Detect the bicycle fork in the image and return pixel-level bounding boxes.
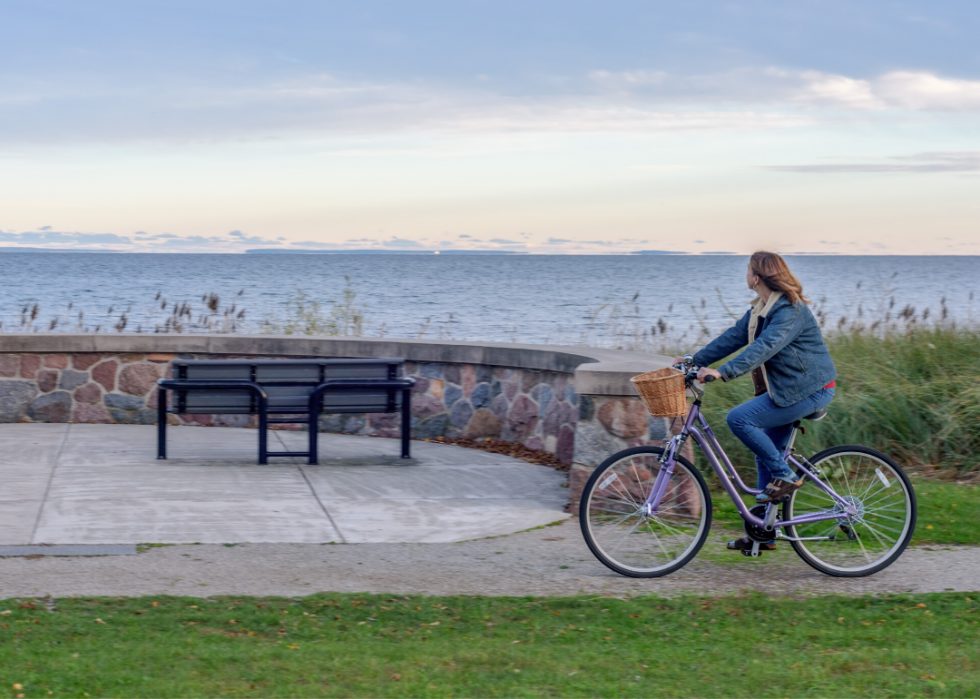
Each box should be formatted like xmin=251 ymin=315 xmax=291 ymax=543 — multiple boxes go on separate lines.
xmin=641 ymin=433 xmax=684 ymax=515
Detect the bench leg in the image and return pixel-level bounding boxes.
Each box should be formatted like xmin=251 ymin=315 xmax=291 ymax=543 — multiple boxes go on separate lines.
xmin=258 ymin=409 xmax=268 ymax=465
xmin=308 ymin=411 xmax=319 ymax=465
xmin=157 ymin=388 xmax=167 ymax=460
xmin=401 ymin=388 xmax=411 ymax=459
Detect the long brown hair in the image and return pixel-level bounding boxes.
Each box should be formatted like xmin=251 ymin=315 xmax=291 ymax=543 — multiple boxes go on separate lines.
xmin=750 ymin=251 xmax=809 ymax=305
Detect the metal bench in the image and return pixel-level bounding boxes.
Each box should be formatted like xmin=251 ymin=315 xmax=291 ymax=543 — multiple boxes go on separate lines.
xmin=156 ymin=358 xmax=415 ymax=464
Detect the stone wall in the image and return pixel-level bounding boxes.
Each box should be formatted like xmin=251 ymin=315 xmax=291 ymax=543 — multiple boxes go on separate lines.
xmin=354 ymin=360 xmax=578 ymax=465
xmin=0 ymin=352 xmax=580 ymax=466
xmin=0 ymin=352 xmax=171 ymax=425
xmin=0 ymin=336 xmax=677 ymax=498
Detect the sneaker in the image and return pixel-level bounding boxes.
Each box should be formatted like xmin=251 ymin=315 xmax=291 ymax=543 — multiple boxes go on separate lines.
xmin=759 ymin=477 xmax=804 ymax=503
xmin=726 ymin=536 xmax=776 ymax=551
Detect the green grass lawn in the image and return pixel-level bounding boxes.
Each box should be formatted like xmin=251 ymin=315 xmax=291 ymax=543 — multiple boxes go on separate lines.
xmin=912 ymin=480 xmax=980 ymax=545
xmin=711 ymin=479 xmax=980 ymax=546
xmin=2 ymin=592 xmax=979 ymax=698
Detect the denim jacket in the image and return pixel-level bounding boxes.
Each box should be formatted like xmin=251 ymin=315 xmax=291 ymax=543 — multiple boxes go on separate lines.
xmin=693 ymin=295 xmax=837 ymax=407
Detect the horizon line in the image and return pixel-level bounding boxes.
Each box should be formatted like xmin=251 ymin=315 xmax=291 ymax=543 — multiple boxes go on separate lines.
xmin=1 ymin=246 xmax=979 ymax=257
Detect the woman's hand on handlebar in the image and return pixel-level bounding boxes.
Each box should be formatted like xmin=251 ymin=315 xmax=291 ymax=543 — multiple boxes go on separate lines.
xmin=697 ymin=367 xmax=723 ymax=383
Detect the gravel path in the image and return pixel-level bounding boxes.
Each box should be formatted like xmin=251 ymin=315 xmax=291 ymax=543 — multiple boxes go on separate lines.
xmin=2 ymin=520 xmax=977 ymax=599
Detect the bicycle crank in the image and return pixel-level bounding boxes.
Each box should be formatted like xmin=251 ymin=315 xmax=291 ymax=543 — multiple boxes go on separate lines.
xmin=743 ymin=504 xmax=778 ymax=546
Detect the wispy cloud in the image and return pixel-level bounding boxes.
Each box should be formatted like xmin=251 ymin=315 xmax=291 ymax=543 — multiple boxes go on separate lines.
xmin=291 ymin=241 xmax=345 ymax=249
xmin=382 ymin=237 xmax=425 ymax=248
xmin=0 ymin=70 xmax=815 ymax=146
xmin=228 ymin=230 xmax=283 ymax=245
xmin=875 ymin=72 xmax=980 ymax=111
xmin=0 ymin=229 xmax=284 ymax=250
xmin=10 ymin=63 xmax=979 ymax=146
xmin=765 ymin=151 xmax=980 ymax=174
xmin=593 ymin=66 xmax=980 ymax=113
xmin=0 ymin=230 xmax=133 ymax=245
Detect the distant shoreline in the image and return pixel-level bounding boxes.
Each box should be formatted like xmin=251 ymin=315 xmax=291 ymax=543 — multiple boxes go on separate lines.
xmin=0 ymin=247 xmax=977 ymax=257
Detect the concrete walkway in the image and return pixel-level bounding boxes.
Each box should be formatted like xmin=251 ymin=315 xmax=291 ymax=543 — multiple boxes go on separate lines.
xmin=0 ymin=424 xmax=569 ymax=545
xmin=3 ymin=424 xmax=976 ymax=600
xmin=1 ymin=523 xmax=978 ymax=599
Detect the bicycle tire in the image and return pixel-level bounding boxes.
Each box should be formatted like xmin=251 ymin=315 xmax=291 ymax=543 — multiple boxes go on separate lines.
xmin=579 ymin=446 xmax=712 ymax=578
xmin=783 ymin=444 xmax=916 ymax=577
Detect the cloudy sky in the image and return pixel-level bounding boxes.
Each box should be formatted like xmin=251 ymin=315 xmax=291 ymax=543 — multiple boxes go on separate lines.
xmin=1 ymin=0 xmax=978 ymax=254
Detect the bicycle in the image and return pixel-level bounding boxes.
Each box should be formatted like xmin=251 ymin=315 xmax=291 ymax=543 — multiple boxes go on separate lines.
xmin=579 ymin=357 xmax=917 ymax=578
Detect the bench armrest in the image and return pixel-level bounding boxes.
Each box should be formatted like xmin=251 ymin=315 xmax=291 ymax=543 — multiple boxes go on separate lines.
xmin=307 ymin=378 xmax=415 ymax=412
xmin=157 ymin=379 xmax=270 ymax=402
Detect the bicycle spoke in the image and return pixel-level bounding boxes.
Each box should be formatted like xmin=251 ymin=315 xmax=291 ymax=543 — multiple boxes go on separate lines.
xmin=651 ymin=509 xmax=700 ymax=520
xmin=863 ymin=512 xmax=908 ymax=526
xmin=859 ymin=518 xmax=905 ymax=537
xmin=649 ymin=516 xmax=687 ymax=538
xmin=795 ymin=520 xmax=839 ymax=540
xmin=609 ymin=480 xmax=640 ymax=508
xmin=862 ymin=487 xmax=904 ymax=510
xmin=840 ymin=455 xmax=855 ymax=497
xmin=591 ymin=495 xmax=640 ymax=509
xmin=853 ymin=529 xmax=873 ymax=564
xmin=606 ymin=518 xmax=645 ymax=555
xmin=590 ymin=508 xmax=639 ymax=525
xmin=643 ymin=521 xmax=673 ymax=560
xmin=860 ymin=519 xmax=897 ymax=550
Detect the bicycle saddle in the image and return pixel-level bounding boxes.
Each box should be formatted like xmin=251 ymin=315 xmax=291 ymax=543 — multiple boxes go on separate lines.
xmin=803 ymin=408 xmax=828 ymax=421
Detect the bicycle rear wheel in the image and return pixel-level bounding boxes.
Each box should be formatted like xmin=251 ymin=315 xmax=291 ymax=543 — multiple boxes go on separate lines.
xmin=784 ymin=445 xmax=916 ymax=577
xmin=579 ymin=446 xmax=711 ymax=578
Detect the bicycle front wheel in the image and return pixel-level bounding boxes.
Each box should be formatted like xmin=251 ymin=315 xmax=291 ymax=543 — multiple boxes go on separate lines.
xmin=579 ymin=446 xmax=711 ymax=578
xmin=784 ymin=445 xmax=916 ymax=577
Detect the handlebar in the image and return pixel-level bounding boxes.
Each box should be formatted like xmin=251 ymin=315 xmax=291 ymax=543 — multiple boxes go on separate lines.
xmin=672 ymin=362 xmax=716 ymax=383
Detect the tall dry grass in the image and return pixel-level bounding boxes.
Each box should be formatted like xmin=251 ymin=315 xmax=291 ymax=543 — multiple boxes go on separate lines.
xmin=697 ymin=326 xmax=980 ymax=475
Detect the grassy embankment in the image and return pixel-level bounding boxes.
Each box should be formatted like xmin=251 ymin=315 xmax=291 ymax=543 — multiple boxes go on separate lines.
xmin=2 ymin=592 xmax=978 ymax=698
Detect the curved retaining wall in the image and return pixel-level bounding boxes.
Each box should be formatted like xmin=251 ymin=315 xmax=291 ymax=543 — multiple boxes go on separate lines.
xmin=0 ymin=334 xmax=685 ymax=509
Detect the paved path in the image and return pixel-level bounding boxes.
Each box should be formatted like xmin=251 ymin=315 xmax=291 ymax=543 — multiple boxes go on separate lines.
xmin=1 ymin=521 xmax=978 ymax=598
xmin=0 ymin=424 xmax=569 ymax=545
xmin=2 ymin=424 xmax=976 ymax=600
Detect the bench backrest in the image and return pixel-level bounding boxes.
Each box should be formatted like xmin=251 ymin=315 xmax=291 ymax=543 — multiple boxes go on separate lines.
xmin=172 ymin=359 xmax=405 ymax=414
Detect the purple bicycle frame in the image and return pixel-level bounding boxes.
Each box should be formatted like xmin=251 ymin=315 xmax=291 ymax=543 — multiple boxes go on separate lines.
xmin=643 ymin=401 xmax=858 ymax=531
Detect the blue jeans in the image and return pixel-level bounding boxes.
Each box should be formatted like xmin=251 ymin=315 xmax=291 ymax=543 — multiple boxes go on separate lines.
xmin=726 ymin=388 xmax=835 ymax=490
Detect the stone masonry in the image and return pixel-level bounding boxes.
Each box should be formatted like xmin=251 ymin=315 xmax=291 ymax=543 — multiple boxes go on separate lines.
xmin=0 ymin=353 xmax=580 ymax=466
xmin=0 ymin=345 xmax=683 ymax=503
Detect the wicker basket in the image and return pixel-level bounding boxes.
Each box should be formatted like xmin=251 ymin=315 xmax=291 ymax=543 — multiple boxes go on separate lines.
xmin=630 ymin=367 xmax=688 ymax=418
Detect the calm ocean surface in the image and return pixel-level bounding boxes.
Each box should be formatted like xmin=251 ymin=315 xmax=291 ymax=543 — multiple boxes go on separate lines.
xmin=1 ymin=254 xmax=977 ymax=346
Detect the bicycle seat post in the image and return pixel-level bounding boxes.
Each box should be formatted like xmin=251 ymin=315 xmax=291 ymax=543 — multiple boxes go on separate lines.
xmin=784 ymin=421 xmax=802 ymax=455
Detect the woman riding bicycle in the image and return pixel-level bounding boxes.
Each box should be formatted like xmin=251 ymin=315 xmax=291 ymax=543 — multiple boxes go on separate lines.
xmin=675 ymin=251 xmax=837 ymax=551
